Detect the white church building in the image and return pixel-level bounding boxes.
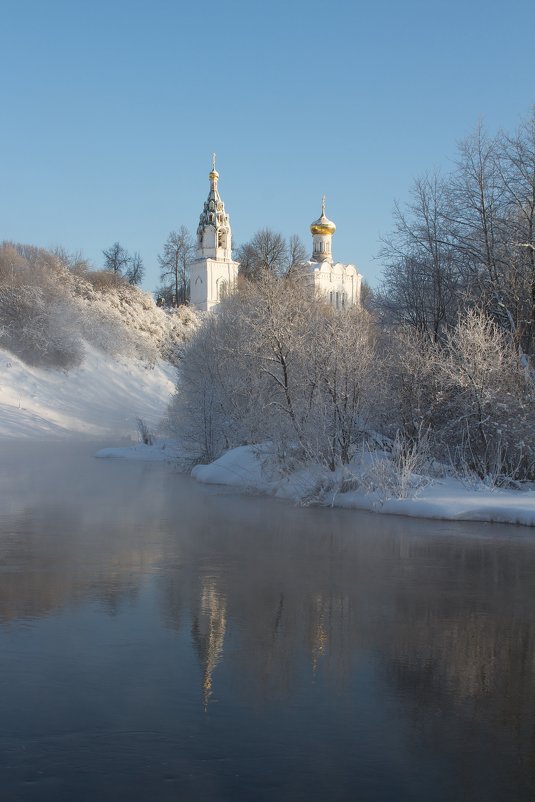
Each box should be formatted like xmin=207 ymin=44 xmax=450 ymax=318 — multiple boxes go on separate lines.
xmin=189 ymin=157 xmax=239 ymax=312
xmin=305 ymin=196 xmax=362 ymax=309
xmin=189 ymin=158 xmax=362 ymax=312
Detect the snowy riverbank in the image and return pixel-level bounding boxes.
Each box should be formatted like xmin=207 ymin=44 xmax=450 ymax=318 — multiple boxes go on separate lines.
xmin=97 ymin=441 xmax=535 ymax=528
xmin=2 ymin=338 xmax=533 ymax=528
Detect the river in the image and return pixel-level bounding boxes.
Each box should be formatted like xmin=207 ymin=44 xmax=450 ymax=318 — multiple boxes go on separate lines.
xmin=1 ymin=440 xmax=535 ymax=801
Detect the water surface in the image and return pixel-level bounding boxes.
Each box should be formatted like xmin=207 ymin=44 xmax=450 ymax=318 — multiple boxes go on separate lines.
xmin=1 ymin=440 xmax=535 ymax=801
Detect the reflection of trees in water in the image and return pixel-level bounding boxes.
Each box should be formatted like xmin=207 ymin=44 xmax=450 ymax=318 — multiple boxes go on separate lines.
xmin=376 ymin=540 xmax=535 ymax=793
xmin=0 ymin=505 xmax=162 ymax=623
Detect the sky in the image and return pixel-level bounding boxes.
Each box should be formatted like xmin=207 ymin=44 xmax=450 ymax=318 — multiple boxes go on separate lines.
xmin=1 ymin=0 xmax=533 ymax=291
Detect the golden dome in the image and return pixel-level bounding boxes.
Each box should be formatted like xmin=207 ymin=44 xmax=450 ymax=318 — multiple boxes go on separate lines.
xmin=310 ymin=196 xmax=336 ymax=236
xmin=209 ymin=152 xmax=219 ymax=182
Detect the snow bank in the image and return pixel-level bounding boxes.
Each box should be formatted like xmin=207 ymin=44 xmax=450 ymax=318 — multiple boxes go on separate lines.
xmin=191 ymin=445 xmax=270 ymax=488
xmin=190 ymin=445 xmax=535 ymax=528
xmin=0 ymin=345 xmax=175 ymax=439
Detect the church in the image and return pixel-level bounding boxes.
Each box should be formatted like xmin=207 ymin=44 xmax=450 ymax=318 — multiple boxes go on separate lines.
xmin=188 ymin=158 xmax=362 ymax=312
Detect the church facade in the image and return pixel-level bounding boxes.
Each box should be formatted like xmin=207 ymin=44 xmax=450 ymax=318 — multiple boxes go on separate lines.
xmin=188 ymin=159 xmax=362 ymax=312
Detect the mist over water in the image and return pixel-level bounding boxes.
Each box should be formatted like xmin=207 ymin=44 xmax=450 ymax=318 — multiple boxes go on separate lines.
xmin=1 ymin=441 xmax=535 ymax=801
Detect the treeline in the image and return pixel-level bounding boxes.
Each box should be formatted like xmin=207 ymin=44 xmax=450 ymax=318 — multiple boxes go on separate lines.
xmin=0 ymin=242 xmax=196 ymax=369
xmin=376 ymin=109 xmax=535 ymax=355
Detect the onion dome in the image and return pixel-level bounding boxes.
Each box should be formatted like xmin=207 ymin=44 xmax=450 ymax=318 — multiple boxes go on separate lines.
xmin=209 ymin=152 xmax=219 ymax=182
xmin=310 ymin=196 xmax=336 ymax=236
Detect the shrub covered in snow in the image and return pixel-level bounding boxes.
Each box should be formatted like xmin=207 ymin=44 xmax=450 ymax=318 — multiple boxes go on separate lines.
xmin=0 ymin=242 xmax=198 ymax=370
xmin=169 ymin=272 xmax=378 ymax=467
xmin=385 ymin=311 xmax=535 ymax=481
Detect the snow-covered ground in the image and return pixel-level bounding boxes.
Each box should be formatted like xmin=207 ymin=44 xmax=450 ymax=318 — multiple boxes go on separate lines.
xmin=0 ymin=345 xmax=175 ymax=439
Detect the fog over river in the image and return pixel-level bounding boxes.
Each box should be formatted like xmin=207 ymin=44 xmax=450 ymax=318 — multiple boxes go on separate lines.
xmin=1 ymin=440 xmax=535 ymax=801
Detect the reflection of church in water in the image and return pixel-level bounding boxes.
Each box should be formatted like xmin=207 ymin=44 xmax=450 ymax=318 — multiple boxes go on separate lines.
xmin=188 ymin=572 xmax=352 ymax=708
xmin=189 ymin=156 xmax=363 ymax=312
xmin=191 ymin=575 xmax=227 ymax=709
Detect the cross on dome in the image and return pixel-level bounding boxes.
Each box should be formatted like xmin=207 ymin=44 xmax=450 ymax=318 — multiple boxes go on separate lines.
xmin=209 ymin=152 xmax=219 ymax=182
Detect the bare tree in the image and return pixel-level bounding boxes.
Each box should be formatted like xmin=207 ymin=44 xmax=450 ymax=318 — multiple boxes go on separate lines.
xmin=158 ymin=227 xmax=193 ymax=305
xmin=497 ymin=108 xmax=535 ymax=350
xmin=126 ymin=252 xmax=144 ymax=286
xmin=236 ymin=229 xmax=288 ymax=280
xmin=103 ymin=242 xmax=130 ymax=277
xmin=286 ymin=234 xmax=308 ymax=277
xmin=446 ymin=122 xmax=525 ymax=343
xmin=378 ymin=172 xmax=461 ymax=341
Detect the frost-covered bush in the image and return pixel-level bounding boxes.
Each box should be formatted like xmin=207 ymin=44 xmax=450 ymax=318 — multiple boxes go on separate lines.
xmin=0 ymin=245 xmax=84 ymax=368
xmin=72 ymin=274 xmax=197 ymax=364
xmin=438 ymin=310 xmax=535 ymax=480
xmin=360 ymin=430 xmax=432 ymax=500
xmin=0 ymin=241 xmax=198 ymax=370
xmin=169 ymin=273 xmax=378 ymax=466
xmin=386 ymin=311 xmax=535 ymax=481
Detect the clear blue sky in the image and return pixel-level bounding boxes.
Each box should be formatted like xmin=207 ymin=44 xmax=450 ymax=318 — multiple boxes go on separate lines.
xmin=1 ymin=0 xmax=533 ymax=290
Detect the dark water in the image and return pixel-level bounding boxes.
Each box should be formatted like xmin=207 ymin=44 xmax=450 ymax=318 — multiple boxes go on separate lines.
xmin=1 ymin=442 xmax=535 ymax=801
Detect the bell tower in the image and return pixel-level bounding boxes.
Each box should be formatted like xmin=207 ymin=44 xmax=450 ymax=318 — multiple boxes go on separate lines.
xmin=189 ymin=155 xmax=239 ymax=311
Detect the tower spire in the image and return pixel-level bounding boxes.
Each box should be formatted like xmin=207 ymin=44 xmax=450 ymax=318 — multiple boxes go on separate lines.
xmin=322 ymin=194 xmax=326 ymax=216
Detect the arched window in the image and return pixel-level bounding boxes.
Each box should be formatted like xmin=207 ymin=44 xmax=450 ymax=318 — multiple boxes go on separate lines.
xmin=216 ymin=277 xmax=227 ymax=301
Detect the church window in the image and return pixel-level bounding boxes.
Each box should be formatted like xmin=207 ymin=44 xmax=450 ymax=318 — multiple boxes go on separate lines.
xmin=216 ymin=277 xmax=227 ymax=301
xmin=330 ymin=291 xmax=333 ymax=305
xmin=336 ymin=292 xmax=340 ymax=309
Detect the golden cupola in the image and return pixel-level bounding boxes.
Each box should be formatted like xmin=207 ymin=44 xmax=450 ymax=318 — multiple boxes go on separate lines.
xmin=310 ymin=196 xmax=336 ymax=263
xmin=310 ymin=195 xmax=336 ymax=236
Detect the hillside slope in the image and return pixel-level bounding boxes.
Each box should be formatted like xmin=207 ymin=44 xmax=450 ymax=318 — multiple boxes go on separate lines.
xmin=0 ymin=345 xmax=175 ymax=439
